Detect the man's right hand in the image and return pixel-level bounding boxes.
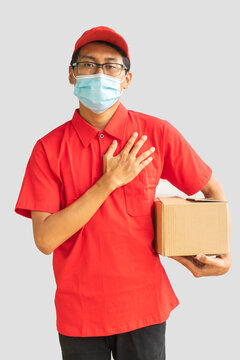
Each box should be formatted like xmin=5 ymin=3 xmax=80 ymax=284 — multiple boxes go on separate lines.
xmin=102 ymin=132 xmax=156 ymax=189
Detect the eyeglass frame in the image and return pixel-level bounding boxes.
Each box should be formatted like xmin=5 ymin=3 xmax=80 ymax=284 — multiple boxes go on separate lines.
xmin=71 ymin=61 xmax=128 ymax=75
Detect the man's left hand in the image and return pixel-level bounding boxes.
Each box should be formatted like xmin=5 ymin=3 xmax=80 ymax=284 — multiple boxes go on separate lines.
xmin=168 ymin=253 xmax=231 ymax=277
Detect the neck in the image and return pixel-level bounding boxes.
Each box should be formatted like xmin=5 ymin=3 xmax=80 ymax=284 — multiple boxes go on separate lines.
xmin=78 ymin=99 xmax=121 ymax=131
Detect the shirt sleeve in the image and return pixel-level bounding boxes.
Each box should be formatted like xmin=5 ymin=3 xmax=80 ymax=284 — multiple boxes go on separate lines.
xmin=14 ymin=139 xmax=61 ymax=219
xmin=161 ymin=120 xmax=213 ymax=196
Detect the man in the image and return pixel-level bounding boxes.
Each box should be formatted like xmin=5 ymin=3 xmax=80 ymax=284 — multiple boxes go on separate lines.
xmin=14 ymin=26 xmax=231 ymax=360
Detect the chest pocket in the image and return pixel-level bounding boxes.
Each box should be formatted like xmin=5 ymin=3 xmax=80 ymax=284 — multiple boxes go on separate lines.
xmin=123 ymin=167 xmax=159 ymax=216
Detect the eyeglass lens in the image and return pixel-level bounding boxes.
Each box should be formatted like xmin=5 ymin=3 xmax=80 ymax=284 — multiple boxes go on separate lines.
xmin=76 ymin=62 xmax=124 ymax=76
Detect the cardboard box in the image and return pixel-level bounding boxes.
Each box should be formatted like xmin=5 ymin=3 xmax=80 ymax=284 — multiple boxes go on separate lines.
xmin=153 ymin=196 xmax=229 ymax=256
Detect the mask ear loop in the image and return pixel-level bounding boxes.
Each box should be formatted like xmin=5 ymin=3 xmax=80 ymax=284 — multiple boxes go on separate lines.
xmin=120 ymin=74 xmax=127 ymax=82
xmin=72 ymin=67 xmax=79 ymax=81
xmin=120 ymin=73 xmax=127 ymax=94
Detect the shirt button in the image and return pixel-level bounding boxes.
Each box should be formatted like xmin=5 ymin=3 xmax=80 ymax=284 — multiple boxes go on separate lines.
xmin=100 ymin=134 xmax=104 ymax=138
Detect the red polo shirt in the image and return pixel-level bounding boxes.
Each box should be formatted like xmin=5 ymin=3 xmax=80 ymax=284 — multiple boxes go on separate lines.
xmin=14 ymin=102 xmax=212 ymax=337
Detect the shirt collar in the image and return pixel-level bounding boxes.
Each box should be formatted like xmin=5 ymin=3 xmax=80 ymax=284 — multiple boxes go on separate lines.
xmin=71 ymin=102 xmax=128 ymax=148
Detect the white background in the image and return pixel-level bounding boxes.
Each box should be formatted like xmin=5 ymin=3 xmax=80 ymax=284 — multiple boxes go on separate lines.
xmin=1 ymin=1 xmax=239 ymax=359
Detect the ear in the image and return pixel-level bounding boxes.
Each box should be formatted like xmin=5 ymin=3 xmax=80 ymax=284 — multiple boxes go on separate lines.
xmin=69 ymin=66 xmax=76 ymax=85
xmin=121 ymin=71 xmax=132 ymax=91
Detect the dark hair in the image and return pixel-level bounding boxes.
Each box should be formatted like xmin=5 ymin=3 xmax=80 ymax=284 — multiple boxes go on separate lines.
xmin=70 ymin=40 xmax=130 ymax=75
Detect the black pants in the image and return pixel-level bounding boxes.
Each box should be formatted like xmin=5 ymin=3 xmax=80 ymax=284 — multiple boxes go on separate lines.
xmin=58 ymin=321 xmax=166 ymax=360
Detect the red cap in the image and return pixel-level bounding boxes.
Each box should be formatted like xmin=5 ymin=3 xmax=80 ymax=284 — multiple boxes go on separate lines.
xmin=73 ymin=26 xmax=130 ymax=62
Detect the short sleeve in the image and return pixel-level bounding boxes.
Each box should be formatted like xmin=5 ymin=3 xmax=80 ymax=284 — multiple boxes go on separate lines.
xmin=161 ymin=121 xmax=212 ymax=196
xmin=14 ymin=139 xmax=61 ymax=219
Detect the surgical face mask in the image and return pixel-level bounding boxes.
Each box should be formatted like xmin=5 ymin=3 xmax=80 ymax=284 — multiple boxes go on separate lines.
xmin=73 ymin=73 xmax=126 ymax=114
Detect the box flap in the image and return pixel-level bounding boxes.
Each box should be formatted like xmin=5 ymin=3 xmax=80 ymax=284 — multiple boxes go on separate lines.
xmin=155 ymin=196 xmax=186 ymax=204
xmin=186 ymin=197 xmax=228 ymax=203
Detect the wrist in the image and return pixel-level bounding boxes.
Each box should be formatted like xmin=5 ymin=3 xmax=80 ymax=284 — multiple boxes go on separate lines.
xmin=98 ymin=173 xmax=119 ymax=195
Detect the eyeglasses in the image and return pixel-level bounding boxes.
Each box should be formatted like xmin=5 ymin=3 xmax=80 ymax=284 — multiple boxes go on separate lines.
xmin=71 ymin=61 xmax=128 ymax=76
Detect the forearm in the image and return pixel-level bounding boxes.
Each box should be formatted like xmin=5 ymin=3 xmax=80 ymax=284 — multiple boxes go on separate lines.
xmin=39 ymin=173 xmax=116 ymax=254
